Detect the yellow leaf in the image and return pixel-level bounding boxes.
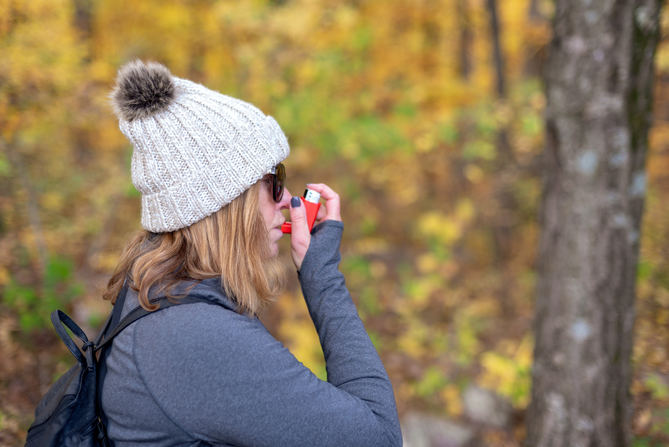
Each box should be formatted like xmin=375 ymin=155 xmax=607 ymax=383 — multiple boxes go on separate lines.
xmin=417 ymin=212 xmax=461 ymax=246
xmin=441 ymin=384 xmax=463 ymax=416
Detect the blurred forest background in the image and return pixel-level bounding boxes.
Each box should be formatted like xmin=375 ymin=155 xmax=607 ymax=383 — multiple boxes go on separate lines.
xmin=0 ymin=0 xmax=668 ymax=445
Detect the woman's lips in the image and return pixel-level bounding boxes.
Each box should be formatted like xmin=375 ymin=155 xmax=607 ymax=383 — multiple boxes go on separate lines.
xmin=269 ymin=219 xmax=285 ymax=240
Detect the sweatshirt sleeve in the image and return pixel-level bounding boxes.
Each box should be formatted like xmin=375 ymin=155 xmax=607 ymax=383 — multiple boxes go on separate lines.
xmin=298 ymin=220 xmax=402 ymax=443
xmin=129 ymin=221 xmax=401 ymax=447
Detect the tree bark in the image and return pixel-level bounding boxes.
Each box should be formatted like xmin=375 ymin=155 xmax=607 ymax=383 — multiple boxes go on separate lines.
xmin=457 ymin=0 xmax=472 ymax=80
xmin=73 ymin=0 xmax=94 ymax=38
xmin=485 ymin=0 xmax=515 ymax=319
xmin=485 ymin=0 xmax=511 ymax=164
xmin=486 ymin=0 xmax=506 ymax=98
xmin=526 ymin=1 xmax=662 ymax=447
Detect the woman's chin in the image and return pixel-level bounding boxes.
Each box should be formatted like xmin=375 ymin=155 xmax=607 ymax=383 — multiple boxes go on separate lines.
xmin=268 ymin=241 xmax=280 ymax=258
xmin=267 ymin=228 xmax=283 ymax=257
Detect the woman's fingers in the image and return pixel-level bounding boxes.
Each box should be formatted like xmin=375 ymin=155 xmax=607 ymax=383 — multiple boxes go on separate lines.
xmin=288 ymin=196 xmax=310 ymax=270
xmin=288 ymin=183 xmax=341 ymax=270
xmin=306 ymin=183 xmax=341 ymax=222
xmin=316 ymin=205 xmax=326 ymax=221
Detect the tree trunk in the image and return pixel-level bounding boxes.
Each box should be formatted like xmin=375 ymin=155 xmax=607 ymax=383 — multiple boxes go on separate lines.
xmin=457 ymin=0 xmax=472 ymax=80
xmin=486 ymin=0 xmax=506 ymax=98
xmin=527 ymin=1 xmax=662 ymax=447
xmin=73 ymin=0 xmax=94 ymax=38
xmin=485 ymin=0 xmax=511 ymax=164
xmin=485 ymin=0 xmax=515 ymax=318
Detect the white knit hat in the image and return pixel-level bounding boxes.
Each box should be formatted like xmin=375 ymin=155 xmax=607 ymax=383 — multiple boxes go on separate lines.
xmin=110 ymin=60 xmax=290 ymax=232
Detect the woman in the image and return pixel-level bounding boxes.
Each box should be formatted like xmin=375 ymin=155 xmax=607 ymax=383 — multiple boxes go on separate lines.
xmin=100 ymin=60 xmax=402 ymax=446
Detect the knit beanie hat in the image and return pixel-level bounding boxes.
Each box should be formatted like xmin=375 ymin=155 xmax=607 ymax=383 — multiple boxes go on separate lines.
xmin=110 ymin=60 xmax=290 ymax=232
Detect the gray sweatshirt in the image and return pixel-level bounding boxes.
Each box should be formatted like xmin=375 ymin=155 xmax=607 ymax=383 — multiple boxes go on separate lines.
xmin=100 ymin=221 xmax=402 ymax=446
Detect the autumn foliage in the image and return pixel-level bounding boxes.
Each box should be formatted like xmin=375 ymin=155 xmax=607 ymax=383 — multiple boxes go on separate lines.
xmin=0 ymin=1 xmax=668 ymax=445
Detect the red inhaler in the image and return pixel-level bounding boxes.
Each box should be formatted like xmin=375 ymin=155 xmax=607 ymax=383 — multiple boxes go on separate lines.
xmin=281 ymin=189 xmax=321 ymax=233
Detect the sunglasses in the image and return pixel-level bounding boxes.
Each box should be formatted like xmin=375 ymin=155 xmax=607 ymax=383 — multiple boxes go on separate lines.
xmin=265 ymin=163 xmax=286 ymax=202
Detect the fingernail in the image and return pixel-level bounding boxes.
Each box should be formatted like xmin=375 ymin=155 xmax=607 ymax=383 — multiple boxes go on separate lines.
xmin=291 ymin=197 xmax=301 ymax=208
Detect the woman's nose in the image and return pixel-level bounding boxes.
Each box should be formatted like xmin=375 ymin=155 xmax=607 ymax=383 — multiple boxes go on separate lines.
xmin=277 ymin=187 xmax=293 ymax=210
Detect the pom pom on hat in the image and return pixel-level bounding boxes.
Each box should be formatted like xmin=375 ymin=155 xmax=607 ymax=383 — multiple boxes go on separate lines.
xmin=111 ymin=60 xmax=175 ymax=122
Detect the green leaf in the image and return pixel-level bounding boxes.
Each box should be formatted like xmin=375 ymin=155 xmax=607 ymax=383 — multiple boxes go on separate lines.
xmin=394 ymin=102 xmax=417 ymax=118
xmin=359 ymin=286 xmax=380 ymax=316
xmin=462 ymin=140 xmax=496 ymax=161
xmin=644 ymin=373 xmax=669 ymax=400
xmin=19 ymin=313 xmax=43 ymax=332
xmin=637 ymin=260 xmax=653 ymax=281
xmin=631 ymin=438 xmax=651 ymax=447
xmin=45 ymin=256 xmax=73 ymax=286
xmin=438 ymin=123 xmax=458 ymax=144
xmin=0 ymin=153 xmax=10 ymax=177
xmin=415 ymin=366 xmax=447 ymax=397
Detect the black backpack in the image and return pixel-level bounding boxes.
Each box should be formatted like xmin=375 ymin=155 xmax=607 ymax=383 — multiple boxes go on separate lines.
xmin=25 ymin=281 xmax=215 ymax=446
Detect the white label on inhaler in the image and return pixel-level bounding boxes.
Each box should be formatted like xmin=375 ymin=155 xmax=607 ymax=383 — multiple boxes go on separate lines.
xmin=304 ymin=189 xmax=320 ymax=203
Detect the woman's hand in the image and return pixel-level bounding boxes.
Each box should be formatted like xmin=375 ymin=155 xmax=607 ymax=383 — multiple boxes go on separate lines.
xmin=288 ymin=183 xmax=342 ymax=270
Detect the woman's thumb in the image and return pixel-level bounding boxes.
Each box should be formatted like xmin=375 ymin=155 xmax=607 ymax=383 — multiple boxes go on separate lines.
xmin=289 ymin=196 xmax=310 ymax=270
xmin=289 ymin=197 xmax=308 ymax=235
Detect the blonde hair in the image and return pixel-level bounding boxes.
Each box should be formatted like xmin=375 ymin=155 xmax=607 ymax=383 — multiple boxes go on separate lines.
xmin=102 ymin=182 xmax=284 ymax=316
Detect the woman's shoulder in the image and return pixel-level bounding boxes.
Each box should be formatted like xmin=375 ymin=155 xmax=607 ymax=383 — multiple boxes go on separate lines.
xmin=119 ymin=277 xmax=259 ymax=341
xmin=139 ymin=296 xmax=257 ymax=337
xmin=130 ymin=279 xmax=268 ymax=356
xmin=177 ymin=276 xmax=239 ymax=312
xmin=149 ymin=277 xmax=252 ymax=325
xmin=119 ymin=276 xmax=238 ymax=316
xmin=113 ymin=276 xmax=272 ymax=369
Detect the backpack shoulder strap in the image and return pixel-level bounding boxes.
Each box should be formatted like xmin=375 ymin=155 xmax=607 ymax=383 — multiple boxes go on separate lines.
xmin=94 ymin=294 xmax=218 ymax=352
xmin=94 ymin=278 xmax=130 ymax=346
